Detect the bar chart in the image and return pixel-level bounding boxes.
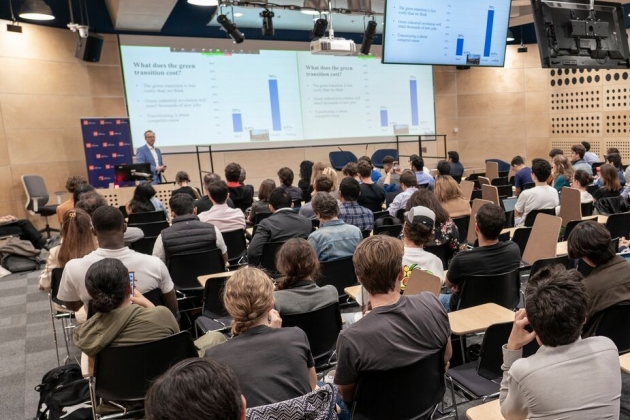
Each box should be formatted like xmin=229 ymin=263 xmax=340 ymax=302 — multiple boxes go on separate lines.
xmin=410 ymin=78 xmax=419 ymax=126
xmin=268 ymin=78 xmax=282 ymax=131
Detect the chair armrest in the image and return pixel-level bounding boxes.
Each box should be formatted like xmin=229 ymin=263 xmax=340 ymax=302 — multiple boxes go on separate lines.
xmin=54 ymin=191 xmax=65 ymax=205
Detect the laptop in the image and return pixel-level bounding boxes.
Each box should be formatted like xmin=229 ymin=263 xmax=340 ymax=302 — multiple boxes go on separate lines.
xmin=502 ymin=197 xmax=518 ymax=213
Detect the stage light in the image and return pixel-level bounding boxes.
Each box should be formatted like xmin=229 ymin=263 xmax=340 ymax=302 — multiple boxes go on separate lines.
xmin=360 ymin=20 xmax=377 ymax=55
xmin=19 ymin=0 xmax=55 ymax=21
xmin=261 ymin=9 xmax=274 ymax=36
xmin=507 ymin=30 xmax=515 ymax=42
xmin=217 ymin=14 xmax=244 ymax=44
xmin=310 ymin=18 xmax=328 ymax=39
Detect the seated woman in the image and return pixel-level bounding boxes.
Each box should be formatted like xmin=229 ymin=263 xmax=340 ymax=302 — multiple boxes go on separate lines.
xmin=56 ymin=175 xmax=87 ymax=225
xmin=597 ymin=153 xmax=626 ymax=187
xmin=204 ymin=266 xmax=316 ymax=408
xmin=433 ymin=175 xmax=471 ymax=219
xmin=401 ymin=206 xmax=444 ymax=291
xmin=556 ymin=170 xmax=594 ymax=215
xmin=126 ymin=183 xmax=169 ymax=221
xmin=171 ymin=171 xmax=201 ymax=200
xmin=248 ymin=179 xmax=276 ymax=225
xmin=552 ymin=155 xmax=574 ymax=192
xmin=274 ymin=238 xmax=338 ymax=315
xmin=277 ymin=167 xmax=303 ymax=202
xmin=593 ymin=164 xmax=621 ymax=201
xmin=73 ymin=258 xmax=180 ymax=374
xmin=406 ymin=189 xmax=460 ymax=255
xmin=322 ymin=167 xmax=340 ymax=200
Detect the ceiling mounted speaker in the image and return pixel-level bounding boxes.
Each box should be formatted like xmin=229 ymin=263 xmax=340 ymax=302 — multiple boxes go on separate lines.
xmin=347 ymin=0 xmax=372 ymax=12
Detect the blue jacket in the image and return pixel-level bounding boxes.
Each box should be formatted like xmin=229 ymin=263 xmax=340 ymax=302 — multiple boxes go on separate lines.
xmin=136 ymin=144 xmax=163 ymax=184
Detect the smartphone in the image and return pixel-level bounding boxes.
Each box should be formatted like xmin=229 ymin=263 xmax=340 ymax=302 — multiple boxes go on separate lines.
xmin=128 ymin=271 xmax=135 ymax=298
xmin=393 ymin=161 xmax=400 ymax=171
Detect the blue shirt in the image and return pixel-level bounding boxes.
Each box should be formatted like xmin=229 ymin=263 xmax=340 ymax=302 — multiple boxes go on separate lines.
xmin=450 ymin=161 xmax=464 ymax=177
xmin=415 ymin=171 xmax=435 ymax=189
xmin=514 ymin=167 xmax=533 ymax=190
xmin=308 ymin=219 xmax=362 ymax=262
xmin=371 ymin=169 xmax=382 ymax=183
xmin=338 ymin=201 xmax=374 ymax=231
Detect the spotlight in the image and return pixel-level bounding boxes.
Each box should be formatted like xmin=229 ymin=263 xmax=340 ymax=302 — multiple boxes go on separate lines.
xmin=19 ymin=0 xmax=55 ymax=21
xmin=310 ymin=18 xmax=328 ymax=40
xmin=360 ymin=20 xmax=377 ymax=55
xmin=217 ymin=14 xmax=244 ymax=44
xmin=261 ymin=10 xmax=274 ymax=36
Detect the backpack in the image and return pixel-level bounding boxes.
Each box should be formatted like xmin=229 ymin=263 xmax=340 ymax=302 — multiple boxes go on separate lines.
xmin=34 ymin=364 xmax=92 ymax=420
xmin=0 ymin=237 xmax=42 ymax=273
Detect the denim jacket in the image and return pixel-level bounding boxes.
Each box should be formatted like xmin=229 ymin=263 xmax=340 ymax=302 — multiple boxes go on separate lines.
xmin=307 ymin=219 xmax=362 ymax=262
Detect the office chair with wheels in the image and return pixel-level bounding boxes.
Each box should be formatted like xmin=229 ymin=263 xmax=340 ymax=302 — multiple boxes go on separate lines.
xmin=22 ymin=175 xmax=61 ymax=238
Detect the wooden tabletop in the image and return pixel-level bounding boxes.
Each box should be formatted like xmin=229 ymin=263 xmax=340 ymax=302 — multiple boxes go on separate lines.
xmin=449 ymin=303 xmax=515 ymax=335
xmin=620 ymin=353 xmax=630 ymax=375
xmin=501 ymin=215 xmax=606 ymax=239
xmin=556 ymin=241 xmax=568 ymax=256
xmin=466 ymin=400 xmax=515 ymax=420
xmin=345 ymin=285 xmax=361 ymax=301
xmin=198 ymin=271 xmax=234 ymax=287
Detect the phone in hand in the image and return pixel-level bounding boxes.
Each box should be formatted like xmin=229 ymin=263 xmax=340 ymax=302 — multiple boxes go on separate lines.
xmin=393 ymin=161 xmax=400 ymax=171
xmin=128 ymin=271 xmax=135 ymax=298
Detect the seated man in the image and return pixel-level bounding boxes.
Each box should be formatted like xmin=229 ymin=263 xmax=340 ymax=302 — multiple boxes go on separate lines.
xmin=247 ymin=188 xmax=312 ymax=266
xmin=338 ymin=177 xmax=374 ymax=232
xmin=58 ymin=205 xmax=178 ymax=315
xmin=299 ymin=174 xmax=334 ymax=220
xmin=436 ymin=160 xmax=450 ymax=177
xmin=387 ymin=170 xmax=418 ymax=218
xmin=194 ymin=173 xmax=235 ymax=213
xmin=582 ymin=140 xmax=600 ymax=165
xmin=377 ymin=155 xmax=400 ymax=193
xmin=510 ymin=155 xmax=532 ymax=196
xmin=570 ymin=144 xmax=593 ymax=176
xmin=514 ymin=158 xmax=559 ymax=226
xmin=447 ymin=151 xmax=464 ymax=178
xmin=75 ymin=192 xmax=144 ymax=244
xmin=277 ymin=167 xmax=304 ymax=202
xmin=442 ymin=203 xmax=521 ymax=312
xmin=567 ymin=221 xmax=630 ymax=336
xmin=153 ymin=193 xmax=227 ymax=266
xmin=500 ymin=266 xmax=621 ymax=419
xmin=198 ymin=181 xmax=246 ymax=233
xmin=308 ymin=192 xmax=362 ymax=262
xmin=225 ymin=162 xmax=254 ymax=213
xmin=0 ymin=215 xmax=49 ymax=249
xmin=334 ymin=235 xmax=452 ymax=405
xmin=411 ymin=156 xmax=434 ymax=190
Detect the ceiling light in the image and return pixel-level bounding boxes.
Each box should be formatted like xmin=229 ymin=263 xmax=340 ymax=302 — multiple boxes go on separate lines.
xmin=187 ymin=0 xmax=219 ymax=5
xmin=360 ymin=20 xmax=377 ymax=55
xmin=19 ymin=0 xmax=54 ymax=21
xmin=217 ymin=14 xmax=244 ymax=43
xmin=507 ymin=30 xmax=515 ymax=42
xmin=261 ymin=9 xmax=274 ymax=36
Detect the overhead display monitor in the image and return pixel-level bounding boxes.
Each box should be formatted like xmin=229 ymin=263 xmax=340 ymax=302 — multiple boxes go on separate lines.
xmin=382 ymin=0 xmax=512 ymax=67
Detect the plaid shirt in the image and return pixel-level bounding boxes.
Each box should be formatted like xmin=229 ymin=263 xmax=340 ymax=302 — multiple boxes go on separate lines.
xmin=338 ymin=201 xmax=374 ymax=231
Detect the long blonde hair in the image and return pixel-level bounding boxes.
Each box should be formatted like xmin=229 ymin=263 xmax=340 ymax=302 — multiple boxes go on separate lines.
xmin=433 ymin=175 xmax=464 ymax=203
xmin=57 ymin=209 xmax=96 ymax=267
xmin=553 ymin=155 xmax=574 ymax=182
xmin=310 ymin=162 xmax=327 ymax=185
xmin=223 ymin=267 xmax=275 ymax=335
xmin=322 ymin=167 xmax=339 ymax=192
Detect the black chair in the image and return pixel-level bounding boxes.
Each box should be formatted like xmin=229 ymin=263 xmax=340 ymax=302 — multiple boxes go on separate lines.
xmin=472 ymin=231 xmax=510 ymax=248
xmin=318 ymin=257 xmax=358 ymax=306
xmin=128 ymin=220 xmax=170 ymax=255
xmin=260 ymin=241 xmax=286 ymax=275
xmin=587 ymin=184 xmax=599 ymax=196
xmin=524 ymin=208 xmax=556 ymax=227
xmin=452 ymin=216 xmax=469 ymax=245
xmin=591 ymin=301 xmax=630 ymax=354
xmin=374 ymin=223 xmax=403 ymax=237
xmin=371 ymin=149 xmax=399 ymax=169
xmin=90 ymin=331 xmax=198 ymax=418
xmin=167 ymin=248 xmax=225 ymax=293
xmin=466 ymin=173 xmax=484 ymax=182
xmin=424 ymin=243 xmax=449 ymax=270
xmin=511 ymin=227 xmax=532 ymax=257
xmin=496 ymin=185 xmax=513 ymax=198
xmin=457 ymin=268 xmax=521 ymax=310
xmin=372 ymin=210 xmax=389 ymax=221
xmin=361 ymin=230 xmax=371 ymax=239
xmin=329 ymin=151 xmax=358 ymax=171
xmin=21 ymin=174 xmax=60 ymax=237
xmin=522 ymin=182 xmax=535 ymax=191
xmin=195 ymin=274 xmax=232 ymax=335
xmin=385 ymin=191 xmax=399 ymax=207
xmin=221 ymin=229 xmax=248 ymax=266
xmin=292 ymin=199 xmax=302 ymax=210
xmin=581 ymin=201 xmax=594 ymax=217
xmin=127 ymin=210 xmax=166 ymax=224
xmin=503 ymin=210 xmax=514 ymax=228
xmin=563 ymin=219 xmax=588 ymax=241
xmin=282 ymin=302 xmax=342 ymax=371
xmin=471 ymin=189 xmax=482 ymax=200
xmin=528 ymin=255 xmax=574 ymax=278
xmin=452 ymin=175 xmax=462 ymax=184
xmin=142 ymin=288 xmax=167 ymax=307
xmin=395 ymin=208 xmax=406 ymax=222
xmin=50 ymin=268 xmax=75 ymax=366
xmin=490 ymin=177 xmax=508 ymax=187
xmin=352 ymin=349 xmax=445 ymax=420
xmin=605 ymin=212 xmax=630 ymax=241
xmin=254 ymin=212 xmax=272 ymax=225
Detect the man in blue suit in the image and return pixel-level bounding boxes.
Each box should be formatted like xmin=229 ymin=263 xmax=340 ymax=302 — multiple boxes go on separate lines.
xmin=136 ymin=130 xmax=165 ymax=185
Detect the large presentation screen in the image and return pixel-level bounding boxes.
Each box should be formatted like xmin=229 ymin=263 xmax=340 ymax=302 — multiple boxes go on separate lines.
xmin=382 ymin=0 xmax=512 ymax=67
xmin=119 ymin=35 xmax=435 ymax=151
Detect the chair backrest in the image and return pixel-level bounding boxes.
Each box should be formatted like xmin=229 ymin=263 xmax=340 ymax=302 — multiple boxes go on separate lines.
xmin=260 ymin=241 xmax=286 ymax=273
xmin=522 ymin=213 xmax=563 ymax=265
xmin=93 ymin=331 xmax=198 ymax=402
xmin=460 ymin=180 xmax=474 ymax=201
xmin=329 ymin=151 xmax=358 ymax=171
xmin=404 ymin=270 xmax=441 ymax=297
xmin=129 ymin=220 xmax=170 ymax=238
xmin=477 ymin=322 xmax=539 ymax=380
xmin=581 ymin=201 xmax=594 ymax=217
xmin=491 ymin=177 xmax=508 ymax=187
xmin=529 ymin=255 xmax=574 ymax=278
xmin=352 ymin=349 xmax=445 ymax=420
xmin=496 ymin=185 xmax=513 ymax=198
xmin=201 ymin=273 xmax=231 ymax=318
xmin=167 ymin=248 xmax=225 ymax=290
xmin=522 ymin=182 xmax=535 ymax=191
xmin=371 ymin=149 xmax=399 ymax=168
xmin=558 ymin=187 xmax=582 ymax=227
xmin=458 ymin=268 xmax=521 ymax=310
xmin=452 ymin=216 xmax=469 ymax=245
xmin=485 ymin=161 xmax=500 ymax=181
xmin=51 ymin=267 xmax=65 ymax=307
xmin=605 ymin=212 xmax=630 ymax=241
xmin=221 ymin=229 xmax=247 ymax=261
xmin=254 ymin=212 xmax=272 ymax=225
xmin=142 ymin=288 xmax=167 ymax=307
xmin=361 ymin=229 xmax=371 ymax=239
xmin=374 ymin=224 xmax=403 ymax=238
xmin=563 ymin=219 xmax=588 ymax=241
xmin=452 ymin=175 xmax=462 ymax=184
xmin=22 ymin=175 xmax=50 ymax=212
xmin=481 ymin=184 xmax=500 ymax=206
xmin=292 ymin=199 xmax=302 ymax=210
xmin=478 ymin=176 xmax=491 ymax=186
xmin=424 ymin=243 xmax=449 ymax=270
xmin=467 ymin=199 xmax=493 ymax=244
xmin=373 ymin=210 xmax=389 ymax=221
xmin=127 ymin=211 xmax=166 ymax=224
xmin=592 ymin=301 xmax=630 ymax=354
xmin=524 ymin=208 xmax=556 ymax=227
xmin=511 ymin=227 xmax=532 ymax=257
xmin=130 ymin=237 xmax=158 ymax=255
xmin=485 ymin=159 xmax=511 ymax=173
xmin=466 ymin=173 xmax=483 ymax=181
xmin=281 ymin=303 xmax=342 ymax=360
xmin=318 ymin=257 xmax=358 ymax=300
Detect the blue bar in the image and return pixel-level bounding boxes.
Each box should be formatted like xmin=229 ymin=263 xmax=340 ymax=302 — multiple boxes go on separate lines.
xmin=410 ymin=80 xmax=419 ymax=126
xmin=456 ymin=38 xmax=464 ymax=56
xmin=232 ymin=112 xmax=243 ymax=133
xmin=380 ymin=109 xmax=388 ymax=127
xmin=268 ymin=79 xmax=282 ymax=131
xmin=484 ymin=9 xmax=494 ymax=57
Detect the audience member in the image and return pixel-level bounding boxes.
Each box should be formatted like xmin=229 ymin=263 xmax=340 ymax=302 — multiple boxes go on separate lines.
xmin=443 ymin=203 xmax=520 ymax=312
xmin=72 ymin=183 xmax=95 ymax=205
xmin=125 ymin=183 xmax=169 ymax=221
xmin=310 ymin=162 xmax=328 ymax=187
xmin=358 ymin=155 xmax=381 ymax=183
xmin=338 ymin=178 xmax=374 ymax=232
xmin=277 ymin=167 xmax=303 ymax=202
xmin=548 ymin=148 xmax=564 ymax=161
xmin=410 ymin=156 xmax=435 ymax=189
xmin=136 ymin=130 xmax=165 ymax=184
xmin=153 ymin=193 xmax=227 ymax=265
xmin=56 ymin=175 xmax=87 ymax=224
xmin=402 ymin=206 xmax=445 ymax=288
xmin=334 ymin=235 xmax=451 ymax=404
xmin=569 ymin=144 xmax=593 ymax=175
xmin=596 ymin=153 xmax=626 ymax=187
xmin=592 ymin=164 xmax=621 ymax=201
xmin=248 ymin=179 xmax=276 ymax=225
xmin=572 ymin=170 xmax=595 ymax=203
xmin=298 ymin=160 xmax=314 ymax=203
xmin=0 ymin=215 xmax=49 ymax=250
xmin=322 ymin=167 xmax=340 ymax=199
xmin=499 ymin=266 xmax=620 ymax=419
xmin=551 ymin=154 xmax=574 ymax=192
xmin=342 ymin=162 xmax=359 ymax=181
xmin=582 ymin=140 xmax=600 ymax=165
xmin=73 ymin=258 xmax=179 ymax=372
xmin=357 ymin=160 xmax=386 ymax=212
xmin=76 ymin=192 xmax=144 ymax=244
xmin=447 ymin=151 xmax=464 ymax=178
xmin=510 ymin=156 xmax=533 ymax=196
xmin=205 ymin=267 xmax=316 ymax=407
xmin=198 ymin=181 xmax=246 ymax=233
xmin=274 ymin=238 xmax=338 ymax=314
xmin=436 ymin=160 xmax=451 ymax=177
xmin=247 ymin=188 xmax=311 ymax=266
xmin=145 ymin=358 xmax=246 ymax=420
xmin=308 ymin=192 xmax=362 ymax=262
xmin=225 ymin=163 xmax=254 ymax=213
xmin=514 ymin=159 xmax=559 ymax=226
xmin=171 ymin=171 xmax=201 ymax=200
xmin=194 ymin=173 xmax=235 ymax=213
xmin=406 ymin=189 xmax=460 ymax=253
xmin=387 ymin=170 xmax=418 ymax=218
xmin=434 ymin=175 xmax=471 ymax=219
xmin=58 ymin=206 xmax=178 ymax=315
xmin=299 ymin=174 xmax=334 ymax=220
xmin=567 ymin=221 xmax=630 ymax=336
xmin=377 ymin=155 xmax=401 ymax=193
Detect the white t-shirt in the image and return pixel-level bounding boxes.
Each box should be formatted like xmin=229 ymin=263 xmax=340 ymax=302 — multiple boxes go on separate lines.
xmin=58 ymin=247 xmax=174 ymax=308
xmin=402 ymin=247 xmax=444 ymax=282
xmin=514 ymin=186 xmax=559 ymax=226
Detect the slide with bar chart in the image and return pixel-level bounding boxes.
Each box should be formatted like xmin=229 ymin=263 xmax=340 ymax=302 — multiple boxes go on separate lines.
xmin=383 ymin=0 xmax=511 ymax=67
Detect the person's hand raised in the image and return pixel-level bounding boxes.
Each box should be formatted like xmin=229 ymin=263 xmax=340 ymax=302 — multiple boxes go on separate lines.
xmin=506 ymin=309 xmax=537 ymax=350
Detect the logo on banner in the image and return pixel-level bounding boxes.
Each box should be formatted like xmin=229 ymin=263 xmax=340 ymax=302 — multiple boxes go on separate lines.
xmin=88 ymin=165 xmax=95 ymax=171
xmin=83 ymin=120 xmax=88 ymax=126
xmin=109 ymin=131 xmax=115 ymax=136
xmin=96 ymin=154 xmax=101 ymax=159
xmin=100 ymin=120 xmax=105 ymax=125
xmin=93 ymin=131 xmax=99 ymax=137
xmin=116 ymin=120 xmax=121 ymax=125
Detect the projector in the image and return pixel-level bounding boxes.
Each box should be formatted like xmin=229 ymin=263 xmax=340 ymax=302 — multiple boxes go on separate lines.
xmin=310 ymin=38 xmax=356 ymax=55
